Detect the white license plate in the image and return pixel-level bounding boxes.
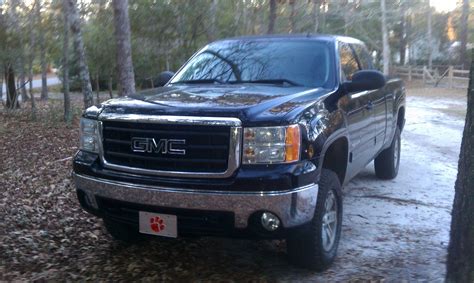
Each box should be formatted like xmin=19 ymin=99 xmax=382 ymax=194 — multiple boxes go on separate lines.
xmin=139 ymin=211 xmax=177 ymax=238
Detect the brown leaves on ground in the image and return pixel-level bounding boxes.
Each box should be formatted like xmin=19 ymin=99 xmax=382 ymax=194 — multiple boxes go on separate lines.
xmin=0 ymin=101 xmax=281 ymax=282
xmin=0 ymin=101 xmax=98 ymax=280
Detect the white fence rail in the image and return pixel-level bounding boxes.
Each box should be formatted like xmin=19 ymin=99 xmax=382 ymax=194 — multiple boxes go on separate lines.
xmin=393 ymin=66 xmax=469 ymax=88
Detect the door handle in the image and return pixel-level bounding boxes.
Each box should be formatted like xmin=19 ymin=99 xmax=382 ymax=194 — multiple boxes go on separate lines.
xmin=365 ymin=101 xmax=374 ymax=110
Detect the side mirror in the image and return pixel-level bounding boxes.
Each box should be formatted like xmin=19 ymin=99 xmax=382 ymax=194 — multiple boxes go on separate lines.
xmin=156 ymin=71 xmax=175 ymax=87
xmin=343 ymin=70 xmax=386 ymax=93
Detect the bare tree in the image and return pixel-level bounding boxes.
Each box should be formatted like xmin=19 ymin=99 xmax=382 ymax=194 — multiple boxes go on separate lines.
xmin=380 ymin=0 xmax=390 ymax=75
xmin=5 ymin=64 xmax=19 ymax=109
xmin=0 ymin=3 xmax=3 ymax=102
xmin=399 ymin=0 xmax=408 ymax=65
xmin=267 ymin=0 xmax=276 ymax=34
xmin=312 ymin=0 xmax=321 ymax=33
xmin=112 ymin=0 xmax=136 ymax=97
xmin=233 ymin=0 xmax=242 ymax=33
xmin=39 ymin=1 xmax=48 ymax=101
xmin=67 ymin=0 xmax=93 ymax=108
xmin=27 ymin=0 xmax=39 ymax=119
xmin=108 ymin=74 xmax=114 ymax=99
xmin=18 ymin=65 xmax=28 ymax=101
xmin=427 ymin=4 xmax=432 ymax=70
xmin=208 ymin=0 xmax=218 ymax=41
xmin=10 ymin=0 xmax=29 ymax=102
xmin=289 ymin=0 xmax=296 ymax=33
xmin=62 ymin=0 xmax=71 ymax=122
xmin=459 ymin=0 xmax=470 ymax=69
xmin=446 ymin=51 xmax=474 ymax=283
xmin=3 ymin=1 xmax=20 ymax=109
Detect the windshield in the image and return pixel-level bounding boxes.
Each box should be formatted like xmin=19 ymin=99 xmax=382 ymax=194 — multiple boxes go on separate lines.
xmin=170 ymin=40 xmax=335 ymax=88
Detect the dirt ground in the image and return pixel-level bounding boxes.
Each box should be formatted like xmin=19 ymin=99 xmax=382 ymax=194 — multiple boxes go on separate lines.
xmin=0 ymin=84 xmax=467 ymax=281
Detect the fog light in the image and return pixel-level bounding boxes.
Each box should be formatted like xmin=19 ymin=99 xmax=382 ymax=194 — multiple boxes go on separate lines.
xmin=261 ymin=212 xmax=280 ymax=231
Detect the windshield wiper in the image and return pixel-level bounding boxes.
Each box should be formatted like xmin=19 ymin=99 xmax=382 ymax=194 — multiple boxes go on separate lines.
xmin=229 ymin=79 xmax=302 ymax=86
xmin=171 ymin=79 xmax=224 ymax=84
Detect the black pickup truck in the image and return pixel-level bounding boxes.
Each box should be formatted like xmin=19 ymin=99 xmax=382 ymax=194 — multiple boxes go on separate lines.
xmin=73 ymin=34 xmax=405 ymax=270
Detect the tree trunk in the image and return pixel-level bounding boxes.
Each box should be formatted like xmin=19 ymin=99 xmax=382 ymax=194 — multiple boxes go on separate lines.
xmin=28 ymin=0 xmax=39 ymax=120
xmin=459 ymin=0 xmax=470 ymax=69
xmin=289 ymin=0 xmax=296 ymax=33
xmin=62 ymin=0 xmax=71 ymax=122
xmin=0 ymin=74 xmax=3 ymax=101
xmin=312 ymin=0 xmax=320 ymax=33
xmin=208 ymin=0 xmax=218 ymax=41
xmin=241 ymin=0 xmax=248 ymax=34
xmin=343 ymin=2 xmax=352 ymax=35
xmin=96 ymin=72 xmax=100 ymax=104
xmin=39 ymin=1 xmax=48 ymax=101
xmin=108 ymin=74 xmax=113 ymax=99
xmin=5 ymin=64 xmax=19 ymax=109
xmin=381 ymin=0 xmax=390 ymax=75
xmin=399 ymin=1 xmax=407 ymax=65
xmin=267 ymin=0 xmax=276 ymax=34
xmin=112 ymin=0 xmax=136 ymax=97
xmin=19 ymin=60 xmax=28 ymax=102
xmin=320 ymin=0 xmax=326 ymax=33
xmin=67 ymin=0 xmax=93 ymax=109
xmin=427 ymin=5 xmax=433 ymax=70
xmin=446 ymin=50 xmax=474 ymax=283
xmin=233 ymin=0 xmax=241 ymax=33
xmin=11 ymin=0 xmax=28 ymax=103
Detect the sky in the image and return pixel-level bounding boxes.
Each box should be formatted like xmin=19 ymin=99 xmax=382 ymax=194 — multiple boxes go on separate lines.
xmin=430 ymin=0 xmax=458 ymax=12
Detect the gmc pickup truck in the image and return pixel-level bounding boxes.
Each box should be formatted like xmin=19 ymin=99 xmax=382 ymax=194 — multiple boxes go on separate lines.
xmin=73 ymin=34 xmax=405 ymax=270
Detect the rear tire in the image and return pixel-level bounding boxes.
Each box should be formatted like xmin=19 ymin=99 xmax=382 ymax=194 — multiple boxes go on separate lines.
xmin=374 ymin=127 xmax=401 ymax=180
xmin=287 ymin=169 xmax=343 ymax=271
xmin=104 ymin=219 xmax=143 ymax=243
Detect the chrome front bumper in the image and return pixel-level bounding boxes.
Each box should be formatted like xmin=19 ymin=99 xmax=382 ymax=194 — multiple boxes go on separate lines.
xmin=74 ymin=174 xmax=318 ymax=229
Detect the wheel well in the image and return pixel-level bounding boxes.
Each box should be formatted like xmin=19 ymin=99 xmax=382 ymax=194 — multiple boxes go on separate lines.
xmin=397 ymin=107 xmax=405 ymax=132
xmin=322 ymin=138 xmax=348 ymax=185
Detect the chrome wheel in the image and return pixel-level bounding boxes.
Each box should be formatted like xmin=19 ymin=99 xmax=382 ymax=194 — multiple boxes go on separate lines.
xmin=322 ymin=190 xmax=338 ymax=252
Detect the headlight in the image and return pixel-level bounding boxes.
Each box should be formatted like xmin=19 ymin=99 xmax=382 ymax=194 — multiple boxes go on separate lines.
xmin=243 ymin=125 xmax=300 ymax=164
xmin=80 ymin=118 xmax=100 ymax=153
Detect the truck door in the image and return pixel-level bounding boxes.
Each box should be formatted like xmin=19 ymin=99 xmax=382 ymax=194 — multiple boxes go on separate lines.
xmin=351 ymin=44 xmax=388 ymax=155
xmin=372 ymin=87 xmax=389 ymax=154
xmin=339 ymin=43 xmax=375 ymax=173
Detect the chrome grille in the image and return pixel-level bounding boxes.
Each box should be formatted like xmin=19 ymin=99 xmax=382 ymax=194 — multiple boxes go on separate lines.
xmin=98 ymin=115 xmax=242 ymax=178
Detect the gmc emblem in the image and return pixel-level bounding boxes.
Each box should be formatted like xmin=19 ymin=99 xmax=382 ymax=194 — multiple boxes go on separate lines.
xmin=131 ymin=137 xmax=186 ymax=155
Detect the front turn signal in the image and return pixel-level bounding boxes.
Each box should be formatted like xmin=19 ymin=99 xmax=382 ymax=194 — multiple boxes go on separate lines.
xmin=285 ymin=124 xmax=301 ymax=162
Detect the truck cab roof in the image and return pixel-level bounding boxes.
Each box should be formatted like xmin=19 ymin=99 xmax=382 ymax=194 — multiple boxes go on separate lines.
xmin=221 ymin=34 xmax=365 ymax=45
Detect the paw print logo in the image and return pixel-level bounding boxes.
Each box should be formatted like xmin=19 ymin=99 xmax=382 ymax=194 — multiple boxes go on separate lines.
xmin=150 ymin=216 xmax=166 ymax=233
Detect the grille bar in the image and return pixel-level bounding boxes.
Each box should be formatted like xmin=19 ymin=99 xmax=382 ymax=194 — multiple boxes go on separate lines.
xmin=105 ymin=151 xmax=228 ymax=164
xmin=104 ymin=126 xmax=230 ymax=136
xmin=104 ymin=138 xmax=228 ymax=150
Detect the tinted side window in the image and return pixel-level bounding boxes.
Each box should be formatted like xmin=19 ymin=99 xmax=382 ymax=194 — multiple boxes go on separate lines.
xmin=339 ymin=43 xmax=359 ymax=81
xmin=352 ymin=44 xmax=373 ymax=70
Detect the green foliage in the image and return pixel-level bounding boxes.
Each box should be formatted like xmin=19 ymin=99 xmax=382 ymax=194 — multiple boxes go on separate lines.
xmin=83 ymin=1 xmax=115 ymax=85
xmin=2 ymin=0 xmax=471 ymax=94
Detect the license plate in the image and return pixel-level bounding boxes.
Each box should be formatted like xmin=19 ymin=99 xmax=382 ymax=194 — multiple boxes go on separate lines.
xmin=139 ymin=211 xmax=177 ymax=238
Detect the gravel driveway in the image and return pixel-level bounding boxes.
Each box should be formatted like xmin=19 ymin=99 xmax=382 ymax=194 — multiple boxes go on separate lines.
xmin=0 ymin=86 xmax=466 ymax=281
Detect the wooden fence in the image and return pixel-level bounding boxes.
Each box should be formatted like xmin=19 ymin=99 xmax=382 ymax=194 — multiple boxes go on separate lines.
xmin=392 ymin=65 xmax=469 ymax=88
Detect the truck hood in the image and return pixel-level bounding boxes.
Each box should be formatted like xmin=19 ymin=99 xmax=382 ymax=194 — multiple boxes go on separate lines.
xmin=99 ymin=84 xmax=332 ymax=125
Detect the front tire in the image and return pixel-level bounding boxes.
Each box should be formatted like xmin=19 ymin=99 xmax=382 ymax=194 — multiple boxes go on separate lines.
xmin=374 ymin=127 xmax=401 ymax=180
xmin=287 ymin=169 xmax=343 ymax=271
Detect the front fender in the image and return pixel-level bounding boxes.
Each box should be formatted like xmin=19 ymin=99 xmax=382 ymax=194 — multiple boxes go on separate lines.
xmin=294 ymin=102 xmax=349 ymax=183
